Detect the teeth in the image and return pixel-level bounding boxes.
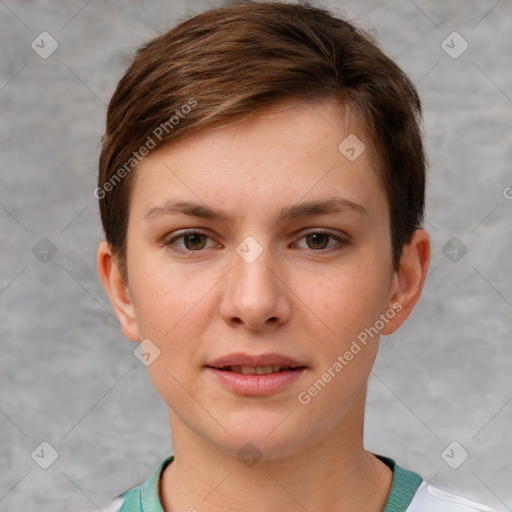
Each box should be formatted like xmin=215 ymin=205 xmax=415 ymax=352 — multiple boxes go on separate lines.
xmin=229 ymin=365 xmax=291 ymax=375
xmin=256 ymin=365 xmax=273 ymax=375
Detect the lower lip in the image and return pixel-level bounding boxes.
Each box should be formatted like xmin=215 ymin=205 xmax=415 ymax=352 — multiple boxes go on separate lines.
xmin=205 ymin=367 xmax=306 ymax=396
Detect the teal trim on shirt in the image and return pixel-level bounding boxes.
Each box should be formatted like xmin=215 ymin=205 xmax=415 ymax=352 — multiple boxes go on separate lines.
xmin=118 ymin=453 xmax=423 ymax=512
xmin=376 ymin=455 xmax=424 ymax=512
xmin=120 ymin=456 xmax=174 ymax=512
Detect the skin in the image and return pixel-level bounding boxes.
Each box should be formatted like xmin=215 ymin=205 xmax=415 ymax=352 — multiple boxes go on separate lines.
xmin=98 ymin=97 xmax=430 ymax=512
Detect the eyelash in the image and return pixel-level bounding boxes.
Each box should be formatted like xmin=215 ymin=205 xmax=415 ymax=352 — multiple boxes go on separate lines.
xmin=163 ymin=229 xmax=350 ymax=255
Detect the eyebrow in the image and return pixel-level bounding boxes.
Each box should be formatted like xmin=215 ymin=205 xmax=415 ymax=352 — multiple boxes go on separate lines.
xmin=143 ymin=197 xmax=368 ymax=223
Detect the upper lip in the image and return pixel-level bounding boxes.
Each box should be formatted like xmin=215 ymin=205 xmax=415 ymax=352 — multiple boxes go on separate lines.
xmin=206 ymin=352 xmax=307 ymax=369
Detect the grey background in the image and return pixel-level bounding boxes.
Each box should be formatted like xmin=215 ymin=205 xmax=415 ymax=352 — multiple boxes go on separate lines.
xmin=1 ymin=0 xmax=511 ymax=511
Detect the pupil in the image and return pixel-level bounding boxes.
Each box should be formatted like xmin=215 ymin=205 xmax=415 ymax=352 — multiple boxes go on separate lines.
xmin=308 ymin=233 xmax=328 ymax=249
xmin=186 ymin=234 xmax=205 ymax=250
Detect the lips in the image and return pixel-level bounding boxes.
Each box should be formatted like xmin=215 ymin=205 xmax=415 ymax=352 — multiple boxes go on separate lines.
xmin=225 ymin=365 xmax=293 ymax=375
xmin=206 ymin=352 xmax=307 ymax=371
xmin=205 ymin=352 xmax=307 ymax=396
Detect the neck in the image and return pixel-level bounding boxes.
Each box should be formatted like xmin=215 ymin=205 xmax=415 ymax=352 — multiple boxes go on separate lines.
xmin=160 ymin=388 xmax=393 ymax=512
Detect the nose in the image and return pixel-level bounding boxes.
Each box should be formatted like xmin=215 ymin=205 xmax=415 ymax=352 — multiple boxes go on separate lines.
xmin=219 ymin=238 xmax=292 ymax=332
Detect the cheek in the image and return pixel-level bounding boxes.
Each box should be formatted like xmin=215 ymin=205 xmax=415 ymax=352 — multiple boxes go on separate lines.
xmin=301 ymin=260 xmax=390 ymax=342
xmin=129 ymin=255 xmax=212 ymax=340
xmin=135 ymin=274 xmax=211 ymax=403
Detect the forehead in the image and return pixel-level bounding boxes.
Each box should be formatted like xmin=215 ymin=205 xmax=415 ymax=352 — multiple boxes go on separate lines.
xmin=129 ymin=97 xmax=386 ymax=225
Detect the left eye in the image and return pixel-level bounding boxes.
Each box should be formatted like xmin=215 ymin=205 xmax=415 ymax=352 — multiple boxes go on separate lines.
xmin=294 ymin=232 xmax=346 ymax=250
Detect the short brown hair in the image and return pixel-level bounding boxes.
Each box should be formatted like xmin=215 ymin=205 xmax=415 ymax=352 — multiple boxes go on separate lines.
xmin=97 ymin=1 xmax=426 ymax=282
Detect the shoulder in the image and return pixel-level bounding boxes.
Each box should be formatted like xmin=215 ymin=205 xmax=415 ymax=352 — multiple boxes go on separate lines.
xmin=81 ymin=496 xmax=126 ymax=512
xmin=89 ymin=488 xmax=139 ymax=511
xmin=105 ymin=497 xmax=126 ymax=511
xmin=90 ymin=455 xmax=175 ymax=512
xmin=95 ymin=483 xmax=150 ymax=512
xmin=407 ymin=481 xmax=498 ymax=512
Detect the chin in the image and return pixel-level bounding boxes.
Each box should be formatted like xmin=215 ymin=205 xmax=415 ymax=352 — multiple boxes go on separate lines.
xmin=212 ymin=421 xmax=313 ymax=463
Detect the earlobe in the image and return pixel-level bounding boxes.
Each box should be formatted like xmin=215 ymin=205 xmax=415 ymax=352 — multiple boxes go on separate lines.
xmin=97 ymin=239 xmax=140 ymax=342
xmin=381 ymin=229 xmax=431 ymax=336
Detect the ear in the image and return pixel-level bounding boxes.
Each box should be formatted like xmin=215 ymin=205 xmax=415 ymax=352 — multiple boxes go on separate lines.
xmin=381 ymin=229 xmax=431 ymax=335
xmin=97 ymin=239 xmax=140 ymax=342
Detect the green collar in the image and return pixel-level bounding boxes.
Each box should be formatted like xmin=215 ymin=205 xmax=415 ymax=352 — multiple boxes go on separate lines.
xmin=376 ymin=454 xmax=423 ymax=512
xmin=120 ymin=456 xmax=174 ymax=512
xmin=121 ymin=453 xmax=423 ymax=512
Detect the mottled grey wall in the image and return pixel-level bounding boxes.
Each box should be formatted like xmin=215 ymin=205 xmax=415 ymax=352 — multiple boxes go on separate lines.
xmin=1 ymin=1 xmax=511 ymax=511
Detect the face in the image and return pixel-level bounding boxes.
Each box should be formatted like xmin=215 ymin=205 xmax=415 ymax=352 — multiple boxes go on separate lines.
xmin=108 ymin=97 xmax=410 ymax=459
